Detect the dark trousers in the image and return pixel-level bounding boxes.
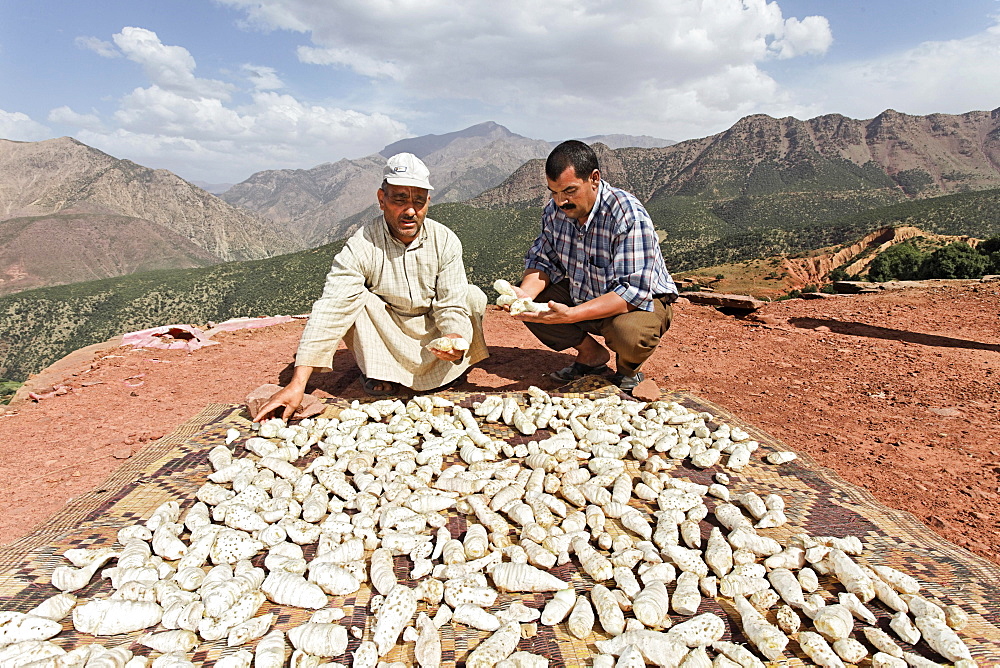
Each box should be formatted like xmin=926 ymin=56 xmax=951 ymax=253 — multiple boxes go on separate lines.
xmin=524 ymin=279 xmax=673 ymax=376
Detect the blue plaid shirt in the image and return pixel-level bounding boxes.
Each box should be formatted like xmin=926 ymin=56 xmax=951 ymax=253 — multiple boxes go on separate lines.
xmin=525 ymin=180 xmax=677 ymax=311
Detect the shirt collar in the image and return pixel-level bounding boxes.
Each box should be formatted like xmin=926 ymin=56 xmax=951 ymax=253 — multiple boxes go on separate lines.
xmin=574 ymin=179 xmax=605 ymax=231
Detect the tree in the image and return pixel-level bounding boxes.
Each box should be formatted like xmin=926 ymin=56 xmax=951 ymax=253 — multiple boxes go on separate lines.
xmin=867 ymin=243 xmax=926 ymax=281
xmin=987 ymin=252 xmax=1000 ymax=274
xmin=920 ymin=242 xmax=988 ymax=279
xmin=979 ymin=236 xmax=1000 ymax=255
xmin=979 ymin=236 xmax=1000 ymax=274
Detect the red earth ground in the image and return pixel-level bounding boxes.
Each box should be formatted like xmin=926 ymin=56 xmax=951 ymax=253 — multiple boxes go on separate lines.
xmin=2 ymin=280 xmax=998 ymax=567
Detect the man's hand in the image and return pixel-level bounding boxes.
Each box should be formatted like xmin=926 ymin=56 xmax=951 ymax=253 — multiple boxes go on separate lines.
xmin=514 ymin=301 xmax=576 ymax=324
xmin=252 ymin=385 xmax=304 ymax=423
xmin=514 ymin=292 xmax=633 ymax=325
xmin=252 ymin=365 xmax=314 ymax=423
xmin=429 ymin=333 xmax=466 ymax=362
xmin=511 ymin=284 xmax=532 ymax=300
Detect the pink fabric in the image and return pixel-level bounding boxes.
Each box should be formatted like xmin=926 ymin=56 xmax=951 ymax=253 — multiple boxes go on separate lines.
xmin=123 ymin=316 xmax=301 ymax=352
xmin=120 ymin=325 xmax=219 ymax=352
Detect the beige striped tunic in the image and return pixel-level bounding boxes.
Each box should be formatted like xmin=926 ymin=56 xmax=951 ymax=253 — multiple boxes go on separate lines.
xmin=295 ymin=215 xmax=488 ymax=390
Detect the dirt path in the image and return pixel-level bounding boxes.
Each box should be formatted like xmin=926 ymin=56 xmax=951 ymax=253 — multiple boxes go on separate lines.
xmin=2 ymin=281 xmax=998 ymax=564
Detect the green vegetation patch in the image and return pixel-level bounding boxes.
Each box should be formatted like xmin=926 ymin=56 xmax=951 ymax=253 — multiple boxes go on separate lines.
xmin=0 ymin=378 xmax=21 ymax=404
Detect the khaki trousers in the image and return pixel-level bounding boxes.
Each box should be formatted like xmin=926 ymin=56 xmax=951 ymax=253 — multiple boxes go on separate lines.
xmin=524 ymin=279 xmax=673 ymax=376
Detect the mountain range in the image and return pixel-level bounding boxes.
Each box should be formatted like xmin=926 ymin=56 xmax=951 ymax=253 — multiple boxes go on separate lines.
xmin=221 ymin=122 xmax=674 ymax=246
xmin=3 ymin=108 xmax=1000 ymax=292
xmin=0 ymin=125 xmax=671 ymax=296
xmin=2 ymin=184 xmax=998 ymax=382
xmin=0 ymin=137 xmax=299 ymax=295
xmin=472 ymin=109 xmax=1000 ymax=208
xmin=468 ymin=108 xmax=1000 ymax=270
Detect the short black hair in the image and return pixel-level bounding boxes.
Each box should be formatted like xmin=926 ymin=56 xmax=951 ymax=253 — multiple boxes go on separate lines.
xmin=545 ymin=140 xmax=599 ymax=181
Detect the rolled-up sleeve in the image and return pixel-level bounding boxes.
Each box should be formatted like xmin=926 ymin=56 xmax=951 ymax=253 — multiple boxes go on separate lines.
xmin=524 ymin=208 xmax=566 ymax=284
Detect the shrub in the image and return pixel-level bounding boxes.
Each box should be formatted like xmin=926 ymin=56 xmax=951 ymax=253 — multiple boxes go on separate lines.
xmin=0 ymin=379 xmax=21 ymax=405
xmin=801 ymin=284 xmax=818 ymax=293
xmin=894 ymin=168 xmax=934 ymax=195
xmin=920 ymin=242 xmax=989 ymax=279
xmin=868 ymin=242 xmax=927 ymax=281
xmin=975 ymin=236 xmax=1000 ymax=273
xmin=827 ymin=267 xmax=850 ymax=281
xmin=979 ymin=236 xmax=1000 ymax=255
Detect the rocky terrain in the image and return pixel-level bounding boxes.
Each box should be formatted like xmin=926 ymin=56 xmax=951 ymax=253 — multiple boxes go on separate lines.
xmin=0 ymin=137 xmax=299 ymax=263
xmin=222 ymin=122 xmax=557 ymax=246
xmin=0 ymin=208 xmax=221 ymax=296
xmin=2 ymin=280 xmax=997 ymax=569
xmin=471 ymin=108 xmax=1000 ymax=208
xmin=221 ymin=122 xmax=677 ymax=247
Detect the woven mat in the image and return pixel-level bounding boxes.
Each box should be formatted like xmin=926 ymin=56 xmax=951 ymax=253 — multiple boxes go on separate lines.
xmin=2 ymin=383 xmax=999 ymax=666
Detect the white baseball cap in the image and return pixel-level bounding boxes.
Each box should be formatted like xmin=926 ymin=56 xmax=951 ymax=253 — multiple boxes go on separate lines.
xmin=383 ymin=152 xmax=434 ymax=190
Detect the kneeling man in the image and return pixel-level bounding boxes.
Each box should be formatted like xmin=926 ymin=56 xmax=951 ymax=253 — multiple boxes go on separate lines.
xmin=254 ymin=153 xmax=487 ymax=421
xmin=510 ymin=140 xmax=677 ymax=392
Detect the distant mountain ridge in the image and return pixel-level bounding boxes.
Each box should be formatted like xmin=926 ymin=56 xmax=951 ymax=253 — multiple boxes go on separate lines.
xmin=223 ymin=121 xmax=552 ymax=246
xmin=575 ymin=134 xmax=674 ymax=149
xmin=0 ymin=208 xmax=220 ymax=296
xmin=192 ymin=181 xmax=235 ymax=195
xmin=0 ymin=137 xmax=299 ymax=263
xmin=222 ymin=122 xmax=674 ymax=247
xmin=2 ymin=187 xmax=999 ymax=382
xmin=471 ymin=109 xmax=1000 ymax=209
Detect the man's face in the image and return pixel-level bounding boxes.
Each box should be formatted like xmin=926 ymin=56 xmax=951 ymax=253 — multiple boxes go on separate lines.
xmin=547 ymin=166 xmax=600 ymax=223
xmin=377 ymin=183 xmax=430 ymax=244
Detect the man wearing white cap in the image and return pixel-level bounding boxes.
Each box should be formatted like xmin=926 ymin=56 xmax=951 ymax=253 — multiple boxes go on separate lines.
xmin=254 ymin=153 xmax=488 ymax=419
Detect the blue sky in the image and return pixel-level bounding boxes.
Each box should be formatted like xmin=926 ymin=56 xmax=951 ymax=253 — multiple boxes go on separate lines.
xmin=2 ymin=0 xmax=999 ymax=184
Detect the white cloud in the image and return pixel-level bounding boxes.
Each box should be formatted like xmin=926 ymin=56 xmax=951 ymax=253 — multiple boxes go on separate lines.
xmin=112 ymin=27 xmax=235 ymax=100
xmin=0 ymin=109 xmax=50 ymax=141
xmin=242 ymin=64 xmax=284 ymax=90
xmin=770 ymin=15 xmax=834 ymax=59
xmin=48 ymin=106 xmax=105 ymax=132
xmin=297 ymin=46 xmax=402 ymax=80
xmin=49 ymin=26 xmax=409 ymax=182
xmin=113 ymin=86 xmax=250 ymax=138
xmin=215 ymin=0 xmax=833 ymax=139
xmin=74 ymin=36 xmax=120 ymax=58
xmin=70 ymin=86 xmax=406 ymax=181
xmin=799 ymin=17 xmax=1000 ymax=119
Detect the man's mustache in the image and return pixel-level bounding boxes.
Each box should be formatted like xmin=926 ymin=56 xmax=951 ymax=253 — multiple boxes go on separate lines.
xmin=560 ymin=204 xmax=575 ymax=211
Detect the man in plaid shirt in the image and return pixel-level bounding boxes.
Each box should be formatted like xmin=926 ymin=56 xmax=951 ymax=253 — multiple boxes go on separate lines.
xmin=511 ymin=140 xmax=677 ymax=392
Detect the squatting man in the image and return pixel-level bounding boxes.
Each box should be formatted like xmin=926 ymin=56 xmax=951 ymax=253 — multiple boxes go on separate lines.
xmin=506 ymin=140 xmax=678 ymax=392
xmin=253 ymin=153 xmax=488 ymax=422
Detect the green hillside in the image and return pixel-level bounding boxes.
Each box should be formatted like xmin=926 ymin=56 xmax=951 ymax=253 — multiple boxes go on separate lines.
xmin=0 ymin=205 xmax=541 ymax=381
xmin=0 ymin=244 xmax=343 ymax=381
xmin=652 ymin=188 xmax=1000 ymax=271
xmin=3 ymin=189 xmax=1000 ymax=382
xmin=429 ymin=204 xmax=542 ymax=289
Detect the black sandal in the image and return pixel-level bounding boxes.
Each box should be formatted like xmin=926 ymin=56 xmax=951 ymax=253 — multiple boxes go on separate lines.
xmin=549 ymin=361 xmax=611 ymax=382
xmin=359 ymin=372 xmax=401 ymax=397
xmin=610 ymin=371 xmax=644 ymax=392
